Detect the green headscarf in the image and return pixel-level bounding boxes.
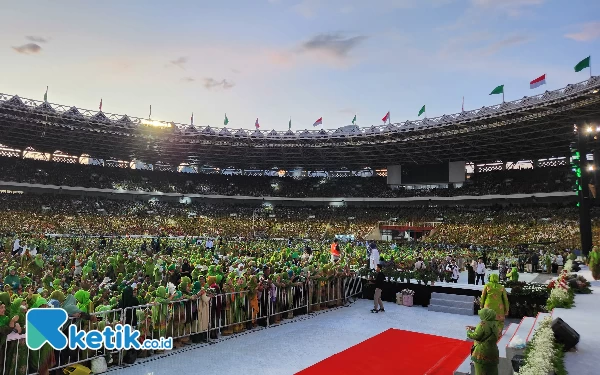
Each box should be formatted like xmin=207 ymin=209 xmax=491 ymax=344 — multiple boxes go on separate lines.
xmin=0 ymin=292 xmax=11 ymax=308
xmin=34 ymin=254 xmax=44 ymax=268
xmin=192 ymin=281 xmax=201 ymax=295
xmin=52 ymin=279 xmax=62 ymax=291
xmin=32 ymin=297 xmax=48 ymax=308
xmin=50 ymin=290 xmax=66 ymax=304
xmin=478 ymin=308 xmax=497 ymax=322
xmin=74 ymin=290 xmax=91 ymax=313
xmin=487 ymin=273 xmax=500 ymax=289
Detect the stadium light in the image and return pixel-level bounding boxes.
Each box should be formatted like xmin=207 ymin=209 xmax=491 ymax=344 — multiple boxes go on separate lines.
xmin=141 ymin=119 xmax=172 ymax=128
xmin=587 ymin=126 xmax=594 ymax=133
xmin=588 ymin=165 xmax=595 ymax=171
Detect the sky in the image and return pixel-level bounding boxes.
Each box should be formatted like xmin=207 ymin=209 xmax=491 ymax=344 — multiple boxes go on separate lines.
xmin=0 ymin=0 xmax=598 ymax=131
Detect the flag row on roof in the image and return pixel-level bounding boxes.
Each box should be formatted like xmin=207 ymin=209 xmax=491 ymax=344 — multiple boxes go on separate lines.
xmin=40 ymin=56 xmax=592 ymax=129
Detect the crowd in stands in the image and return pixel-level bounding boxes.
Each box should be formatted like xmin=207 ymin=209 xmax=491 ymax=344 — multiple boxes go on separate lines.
xmin=0 ymin=193 xmax=593 ymax=250
xmin=0 ymin=157 xmax=572 ymax=198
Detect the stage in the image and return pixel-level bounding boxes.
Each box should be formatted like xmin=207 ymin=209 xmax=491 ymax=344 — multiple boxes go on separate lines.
xmin=362 ymin=271 xmax=551 ymax=307
xmin=109 ymin=299 xmax=480 ymax=375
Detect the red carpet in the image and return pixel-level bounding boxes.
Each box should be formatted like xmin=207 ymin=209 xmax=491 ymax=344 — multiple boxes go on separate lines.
xmin=295 ymin=329 xmax=472 ymax=375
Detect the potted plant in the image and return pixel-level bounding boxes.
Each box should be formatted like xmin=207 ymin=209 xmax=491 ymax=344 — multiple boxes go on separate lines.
xmin=401 ymin=289 xmax=414 ymax=306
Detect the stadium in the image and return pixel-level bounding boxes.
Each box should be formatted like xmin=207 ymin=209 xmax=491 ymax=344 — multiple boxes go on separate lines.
xmin=2 ymin=2 xmax=600 ymax=375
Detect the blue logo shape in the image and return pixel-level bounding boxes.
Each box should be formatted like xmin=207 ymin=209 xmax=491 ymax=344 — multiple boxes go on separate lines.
xmin=26 ymin=309 xmax=69 ymax=350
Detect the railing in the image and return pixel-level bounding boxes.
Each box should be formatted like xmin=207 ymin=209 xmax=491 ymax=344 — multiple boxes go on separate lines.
xmin=0 ymin=275 xmax=363 ymax=374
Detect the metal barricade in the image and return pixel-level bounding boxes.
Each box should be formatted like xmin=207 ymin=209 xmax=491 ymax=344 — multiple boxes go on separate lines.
xmin=273 ymin=282 xmax=308 ymax=320
xmin=0 ymin=308 xmax=124 ymax=375
xmin=0 ymin=277 xmax=363 ymax=374
xmin=209 ymin=290 xmax=268 ymax=335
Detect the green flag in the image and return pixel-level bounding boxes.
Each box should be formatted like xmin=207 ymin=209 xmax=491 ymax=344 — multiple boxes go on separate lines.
xmin=575 ymin=56 xmax=591 ymax=72
xmin=43 ymin=86 xmax=48 ymax=102
xmin=224 ymin=114 xmax=229 ymax=126
xmin=418 ymin=105 xmax=425 ymax=117
xmin=288 ymin=118 xmax=292 ymax=130
xmin=352 ymin=115 xmax=356 ymax=124
xmin=489 ymin=85 xmax=504 ymax=95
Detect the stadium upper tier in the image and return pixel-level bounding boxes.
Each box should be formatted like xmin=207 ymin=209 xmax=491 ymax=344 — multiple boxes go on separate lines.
xmin=0 ymin=156 xmax=572 ymax=198
xmin=1 ymin=77 xmax=600 ymax=169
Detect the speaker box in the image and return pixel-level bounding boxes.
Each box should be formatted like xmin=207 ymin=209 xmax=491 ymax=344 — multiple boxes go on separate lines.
xmin=551 ymin=317 xmax=580 ymax=351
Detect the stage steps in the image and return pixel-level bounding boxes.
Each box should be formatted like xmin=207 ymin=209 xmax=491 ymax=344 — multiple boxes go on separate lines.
xmin=428 ymin=292 xmax=474 ymax=316
xmin=504 ymin=312 xmax=552 ymax=374
xmin=454 ymin=323 xmax=518 ymax=375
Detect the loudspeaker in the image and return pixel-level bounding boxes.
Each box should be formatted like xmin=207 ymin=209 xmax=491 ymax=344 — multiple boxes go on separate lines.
xmin=551 ymin=317 xmax=580 ymax=351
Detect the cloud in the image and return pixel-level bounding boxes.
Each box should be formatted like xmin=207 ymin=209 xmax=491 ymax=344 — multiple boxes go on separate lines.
xmin=203 ymin=78 xmax=235 ymax=90
xmin=169 ymin=56 xmax=188 ymax=69
xmin=26 ymin=36 xmax=49 ymax=43
xmin=565 ymin=22 xmax=600 ymax=42
xmin=300 ymin=33 xmax=367 ymax=59
xmin=181 ymin=77 xmax=195 ymax=82
xmin=12 ymin=43 xmax=42 ymax=54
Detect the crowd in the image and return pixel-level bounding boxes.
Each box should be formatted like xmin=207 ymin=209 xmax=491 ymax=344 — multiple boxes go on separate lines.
xmin=0 ymin=189 xmax=590 ymax=374
xmin=0 ymin=156 xmax=572 ymax=198
xmin=0 ymin=193 xmax=595 ymax=249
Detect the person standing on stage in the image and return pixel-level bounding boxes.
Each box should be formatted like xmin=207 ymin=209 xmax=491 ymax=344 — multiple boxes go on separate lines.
xmin=475 ymin=258 xmax=486 ymax=285
xmin=330 ymin=238 xmax=341 ymax=263
xmin=531 ymin=252 xmax=539 ymax=273
xmin=369 ymin=242 xmax=380 ymax=270
xmin=467 ymin=259 xmax=476 ymax=284
xmin=370 ymin=264 xmax=385 ymax=313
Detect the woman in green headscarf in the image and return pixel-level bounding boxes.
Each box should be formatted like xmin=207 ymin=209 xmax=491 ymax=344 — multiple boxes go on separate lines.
xmin=509 ymin=266 xmax=519 ymax=282
xmin=74 ymin=289 xmax=93 ymax=313
xmin=467 ymin=308 xmax=500 ymax=375
xmin=152 ymin=286 xmax=170 ymax=341
xmin=0 ymin=292 xmax=26 ymax=375
xmin=480 ymin=274 xmax=509 ymax=335
xmin=29 ymin=254 xmax=45 ymax=277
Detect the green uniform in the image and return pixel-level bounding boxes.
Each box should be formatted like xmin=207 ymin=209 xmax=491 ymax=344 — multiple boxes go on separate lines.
xmin=467 ymin=308 xmax=500 ymax=375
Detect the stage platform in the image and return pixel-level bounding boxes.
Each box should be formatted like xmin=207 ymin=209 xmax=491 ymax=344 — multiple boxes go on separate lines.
xmin=108 ymin=299 xmax=480 ymax=375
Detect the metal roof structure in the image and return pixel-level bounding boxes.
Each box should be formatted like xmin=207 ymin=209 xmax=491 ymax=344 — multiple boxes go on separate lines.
xmin=1 ymin=77 xmax=599 ymax=170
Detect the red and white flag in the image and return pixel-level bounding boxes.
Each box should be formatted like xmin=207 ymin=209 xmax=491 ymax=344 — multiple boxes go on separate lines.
xmin=530 ymin=74 xmax=546 ymax=89
xmin=99 ymin=99 xmax=102 ymax=111
xmin=382 ymin=111 xmax=390 ymax=123
xmin=255 ymin=118 xmax=260 ymax=129
xmin=313 ymin=117 xmax=322 ymax=127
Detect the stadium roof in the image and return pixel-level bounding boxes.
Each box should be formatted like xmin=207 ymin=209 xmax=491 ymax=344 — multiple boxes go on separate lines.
xmin=1 ymin=77 xmax=600 ymax=170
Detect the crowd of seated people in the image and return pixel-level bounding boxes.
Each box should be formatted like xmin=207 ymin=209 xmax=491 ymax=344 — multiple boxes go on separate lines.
xmin=0 ymin=156 xmax=572 ymax=198
xmin=0 ymin=192 xmax=593 ymax=250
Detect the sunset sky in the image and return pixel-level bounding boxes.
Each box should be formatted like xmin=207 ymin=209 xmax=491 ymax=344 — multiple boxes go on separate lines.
xmin=1 ymin=0 xmax=598 ymax=130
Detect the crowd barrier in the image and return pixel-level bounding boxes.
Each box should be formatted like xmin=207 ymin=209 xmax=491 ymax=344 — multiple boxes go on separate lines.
xmin=0 ymin=275 xmax=362 ymax=375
